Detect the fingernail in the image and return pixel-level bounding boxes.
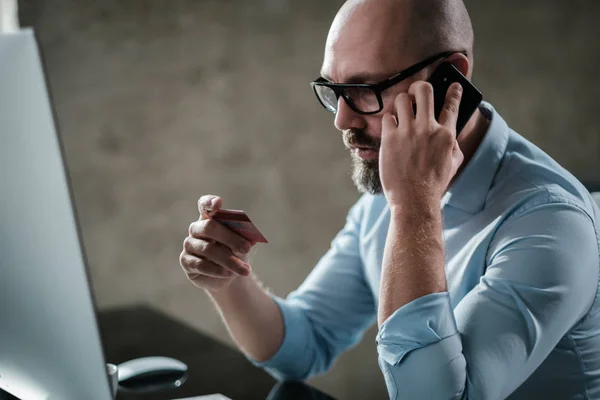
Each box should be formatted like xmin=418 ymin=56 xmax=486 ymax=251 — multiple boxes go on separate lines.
xmin=209 ymin=198 xmax=217 ymax=208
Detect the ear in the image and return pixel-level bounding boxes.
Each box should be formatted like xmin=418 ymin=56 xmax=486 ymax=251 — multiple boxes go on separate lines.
xmin=445 ymin=53 xmax=471 ymax=79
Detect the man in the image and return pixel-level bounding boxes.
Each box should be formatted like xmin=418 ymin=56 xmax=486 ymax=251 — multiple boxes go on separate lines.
xmin=179 ymin=0 xmax=600 ymax=398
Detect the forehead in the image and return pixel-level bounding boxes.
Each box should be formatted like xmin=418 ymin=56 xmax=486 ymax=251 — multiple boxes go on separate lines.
xmin=321 ymin=39 xmax=404 ymax=83
xmin=320 ymin=4 xmax=411 ymax=83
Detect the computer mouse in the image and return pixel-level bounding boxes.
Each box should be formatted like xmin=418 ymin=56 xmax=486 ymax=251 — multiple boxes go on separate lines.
xmin=117 ymin=356 xmax=188 ymax=393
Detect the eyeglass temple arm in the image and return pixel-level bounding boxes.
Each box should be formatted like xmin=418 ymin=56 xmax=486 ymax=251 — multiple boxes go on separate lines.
xmin=375 ymin=50 xmax=466 ymax=91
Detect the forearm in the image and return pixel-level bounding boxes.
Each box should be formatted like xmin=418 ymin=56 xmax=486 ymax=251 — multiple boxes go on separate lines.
xmin=378 ymin=204 xmax=446 ymax=327
xmin=209 ymin=275 xmax=283 ymax=362
xmin=376 ymin=204 xmax=462 ymax=397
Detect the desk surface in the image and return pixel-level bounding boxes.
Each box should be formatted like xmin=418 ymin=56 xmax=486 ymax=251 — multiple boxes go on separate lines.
xmin=98 ymin=306 xmax=335 ymax=400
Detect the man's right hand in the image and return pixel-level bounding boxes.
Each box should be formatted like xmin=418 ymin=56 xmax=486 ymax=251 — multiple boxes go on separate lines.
xmin=179 ymin=195 xmax=254 ymax=292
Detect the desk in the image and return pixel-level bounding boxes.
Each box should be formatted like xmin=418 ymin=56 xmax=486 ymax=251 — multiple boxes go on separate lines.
xmin=0 ymin=306 xmax=334 ymax=400
xmin=98 ymin=306 xmax=335 ymax=400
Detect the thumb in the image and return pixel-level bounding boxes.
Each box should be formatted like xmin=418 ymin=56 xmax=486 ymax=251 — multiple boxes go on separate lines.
xmin=197 ymin=195 xmax=222 ymax=219
xmin=450 ymin=141 xmax=464 ymax=178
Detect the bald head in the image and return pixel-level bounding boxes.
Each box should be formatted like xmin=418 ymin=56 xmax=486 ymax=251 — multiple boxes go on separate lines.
xmin=404 ymin=0 xmax=474 ymax=60
xmin=323 ymin=0 xmax=474 ymax=82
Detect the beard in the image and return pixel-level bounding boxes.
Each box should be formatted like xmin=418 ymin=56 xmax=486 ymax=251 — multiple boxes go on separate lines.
xmin=342 ymin=128 xmax=383 ymax=194
xmin=351 ymin=157 xmax=382 ymax=194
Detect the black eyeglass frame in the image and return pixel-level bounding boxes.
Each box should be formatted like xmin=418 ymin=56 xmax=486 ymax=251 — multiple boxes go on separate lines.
xmin=310 ymin=50 xmax=467 ymax=115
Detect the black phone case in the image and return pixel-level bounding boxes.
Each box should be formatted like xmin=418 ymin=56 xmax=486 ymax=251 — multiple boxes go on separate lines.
xmin=427 ymin=62 xmax=482 ymax=136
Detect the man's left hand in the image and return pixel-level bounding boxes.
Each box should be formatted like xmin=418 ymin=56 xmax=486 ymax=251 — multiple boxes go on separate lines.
xmin=379 ymin=81 xmax=464 ymax=210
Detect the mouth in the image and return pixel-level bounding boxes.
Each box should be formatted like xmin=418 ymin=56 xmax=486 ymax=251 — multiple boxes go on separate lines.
xmin=350 ymin=146 xmax=379 ymax=160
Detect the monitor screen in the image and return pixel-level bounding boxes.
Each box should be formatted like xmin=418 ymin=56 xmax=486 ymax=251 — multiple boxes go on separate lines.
xmin=0 ymin=29 xmax=112 ymax=400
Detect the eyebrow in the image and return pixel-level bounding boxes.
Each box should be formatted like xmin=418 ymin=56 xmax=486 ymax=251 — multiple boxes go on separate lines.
xmin=320 ymin=71 xmax=394 ymax=84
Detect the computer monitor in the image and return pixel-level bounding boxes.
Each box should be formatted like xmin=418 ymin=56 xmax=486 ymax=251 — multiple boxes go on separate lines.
xmin=0 ymin=29 xmax=113 ymax=400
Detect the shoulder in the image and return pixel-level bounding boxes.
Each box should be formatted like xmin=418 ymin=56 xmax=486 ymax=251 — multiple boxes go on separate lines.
xmin=487 ymin=128 xmax=598 ymax=227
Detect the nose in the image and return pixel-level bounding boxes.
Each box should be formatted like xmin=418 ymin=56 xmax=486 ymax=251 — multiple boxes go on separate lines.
xmin=334 ymin=96 xmax=366 ymax=132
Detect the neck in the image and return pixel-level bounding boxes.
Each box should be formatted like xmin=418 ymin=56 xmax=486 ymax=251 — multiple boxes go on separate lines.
xmin=451 ymin=107 xmax=490 ymax=184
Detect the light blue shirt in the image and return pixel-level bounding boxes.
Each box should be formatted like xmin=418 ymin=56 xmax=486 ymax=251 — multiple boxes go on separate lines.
xmin=255 ymin=103 xmax=600 ymax=399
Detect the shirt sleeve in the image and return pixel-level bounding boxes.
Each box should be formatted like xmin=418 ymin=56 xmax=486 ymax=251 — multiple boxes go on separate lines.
xmin=252 ymin=196 xmax=377 ymax=381
xmin=376 ymin=198 xmax=600 ymax=400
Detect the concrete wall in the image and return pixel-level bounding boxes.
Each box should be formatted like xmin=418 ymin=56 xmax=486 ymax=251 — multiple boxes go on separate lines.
xmin=20 ymin=1 xmax=599 ymax=398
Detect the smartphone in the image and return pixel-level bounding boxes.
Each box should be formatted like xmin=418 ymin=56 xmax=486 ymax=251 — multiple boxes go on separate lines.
xmin=427 ymin=62 xmax=482 ymax=136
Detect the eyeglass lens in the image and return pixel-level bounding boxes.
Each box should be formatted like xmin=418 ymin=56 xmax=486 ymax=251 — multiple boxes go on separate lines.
xmin=315 ymin=85 xmax=380 ymax=113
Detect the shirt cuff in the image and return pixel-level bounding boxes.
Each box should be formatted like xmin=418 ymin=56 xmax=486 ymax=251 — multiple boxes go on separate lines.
xmin=376 ymin=292 xmax=458 ymax=366
xmin=248 ymin=294 xmax=309 ymax=378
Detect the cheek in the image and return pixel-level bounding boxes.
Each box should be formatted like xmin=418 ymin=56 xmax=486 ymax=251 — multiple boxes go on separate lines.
xmin=364 ymin=116 xmax=383 ymax=140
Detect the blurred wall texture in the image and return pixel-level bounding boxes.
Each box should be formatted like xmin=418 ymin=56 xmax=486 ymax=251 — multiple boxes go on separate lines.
xmin=20 ymin=0 xmax=600 ymax=398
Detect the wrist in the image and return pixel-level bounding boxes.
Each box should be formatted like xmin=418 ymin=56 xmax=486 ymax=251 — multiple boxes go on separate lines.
xmin=387 ymin=184 xmax=441 ymax=211
xmin=389 ymin=199 xmax=439 ymax=221
xmin=207 ymin=275 xmax=249 ymax=304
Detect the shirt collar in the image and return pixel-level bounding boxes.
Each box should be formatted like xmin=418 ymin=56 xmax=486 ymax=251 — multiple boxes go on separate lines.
xmin=441 ymin=102 xmax=510 ymax=214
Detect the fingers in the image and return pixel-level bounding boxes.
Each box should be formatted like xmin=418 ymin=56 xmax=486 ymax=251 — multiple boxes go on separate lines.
xmin=183 ymin=237 xmax=251 ymax=276
xmin=198 ymin=195 xmax=222 ymax=219
xmin=408 ymin=81 xmax=435 ymax=122
xmin=382 ymin=113 xmax=398 ymax=137
xmin=393 ymin=92 xmax=414 ymax=126
xmin=179 ymin=251 xmax=240 ymax=292
xmin=438 ymin=82 xmax=462 ymax=129
xmin=184 ymin=195 xmax=256 ymax=291
xmin=179 ymin=252 xmax=234 ymax=279
xmin=189 ymin=218 xmax=252 ymax=257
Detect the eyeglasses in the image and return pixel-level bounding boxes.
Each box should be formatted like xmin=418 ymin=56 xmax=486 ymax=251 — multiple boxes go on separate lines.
xmin=311 ymin=51 xmax=466 ymax=115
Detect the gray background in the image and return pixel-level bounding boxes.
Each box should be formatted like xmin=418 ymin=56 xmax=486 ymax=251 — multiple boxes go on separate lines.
xmin=20 ymin=1 xmax=600 ymax=398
